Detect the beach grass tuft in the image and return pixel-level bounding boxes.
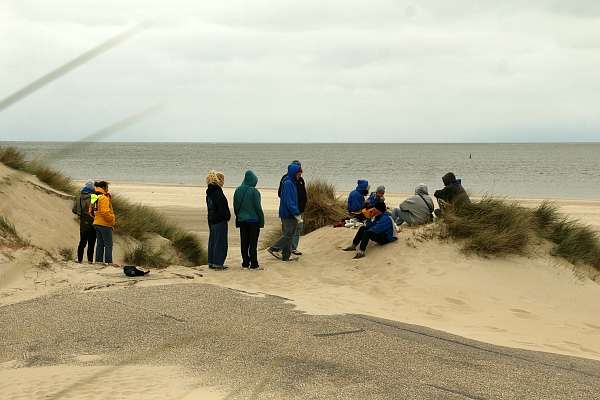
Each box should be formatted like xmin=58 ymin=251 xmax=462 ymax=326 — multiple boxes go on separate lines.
xmin=303 ymin=179 xmax=347 ymax=234
xmin=58 ymin=247 xmax=74 ymax=261
xmin=0 ymin=215 xmax=27 ymax=246
xmin=172 ymin=231 xmax=206 ymax=265
xmin=0 ymin=147 xmax=27 ymax=170
xmin=124 ymin=243 xmax=170 ymax=268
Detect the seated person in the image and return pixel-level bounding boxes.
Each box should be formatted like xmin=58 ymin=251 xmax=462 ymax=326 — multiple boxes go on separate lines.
xmin=366 ymin=185 xmax=386 ymax=208
xmin=343 ymin=201 xmax=397 ymax=259
xmin=347 ymin=179 xmax=370 ymax=217
xmin=391 ymin=184 xmax=434 ymax=226
xmin=433 ymin=172 xmax=470 ymax=215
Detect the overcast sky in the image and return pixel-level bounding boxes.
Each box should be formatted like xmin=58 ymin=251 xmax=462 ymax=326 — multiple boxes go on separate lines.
xmin=1 ymin=1 xmax=599 ymax=142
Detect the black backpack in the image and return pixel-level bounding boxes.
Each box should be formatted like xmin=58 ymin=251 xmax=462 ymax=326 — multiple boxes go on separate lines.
xmin=123 ymin=265 xmax=149 ymax=277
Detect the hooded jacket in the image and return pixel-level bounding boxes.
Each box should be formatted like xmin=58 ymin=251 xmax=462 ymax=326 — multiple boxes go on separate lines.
xmin=278 ymin=174 xmax=307 ymax=213
xmin=366 ymin=212 xmax=397 ymax=243
xmin=72 ymin=186 xmax=95 ymax=226
xmin=233 ymin=170 xmax=265 ymax=227
xmin=347 ymin=180 xmax=369 ymax=213
xmin=434 ymin=172 xmax=470 ymax=206
xmin=91 ymin=187 xmax=115 ymax=228
xmin=206 ymin=184 xmax=231 ymax=225
xmin=398 ymin=184 xmax=434 ymax=225
xmin=279 ymin=163 xmax=301 ymax=219
xmin=367 ymin=192 xmax=385 ymax=207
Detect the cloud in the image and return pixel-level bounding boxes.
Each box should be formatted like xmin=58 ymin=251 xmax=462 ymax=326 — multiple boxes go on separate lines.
xmin=1 ymin=0 xmax=599 ymax=142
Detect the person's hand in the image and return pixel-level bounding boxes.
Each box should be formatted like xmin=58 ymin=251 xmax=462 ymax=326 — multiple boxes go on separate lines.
xmin=295 ymin=215 xmax=303 ymax=224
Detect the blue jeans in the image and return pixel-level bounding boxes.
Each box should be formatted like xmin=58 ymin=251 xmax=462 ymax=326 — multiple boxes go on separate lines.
xmin=271 ymin=218 xmax=298 ymax=261
xmin=208 ymin=221 xmax=228 ymax=267
xmin=291 ymin=220 xmax=303 ymax=251
xmin=94 ymin=225 xmax=113 ymax=263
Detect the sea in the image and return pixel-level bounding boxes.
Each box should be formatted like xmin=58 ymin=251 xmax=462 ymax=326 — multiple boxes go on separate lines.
xmin=4 ymin=142 xmax=600 ymax=200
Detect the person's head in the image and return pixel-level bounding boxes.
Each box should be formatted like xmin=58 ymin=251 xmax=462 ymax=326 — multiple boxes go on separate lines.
xmin=287 ymin=163 xmax=302 ymax=180
xmin=356 ymin=179 xmax=369 ymax=195
xmin=376 ymin=185 xmax=385 ymax=198
xmin=442 ymin=172 xmax=457 ymax=186
xmin=374 ymin=200 xmax=387 ymax=214
xmin=291 ymin=160 xmax=303 ymax=179
xmin=82 ymin=179 xmax=95 ymax=193
xmin=96 ymin=181 xmax=109 ymax=191
xmin=206 ymin=170 xmax=225 ymax=187
xmin=415 ymin=183 xmax=428 ymax=195
xmin=243 ymin=170 xmax=258 ymax=187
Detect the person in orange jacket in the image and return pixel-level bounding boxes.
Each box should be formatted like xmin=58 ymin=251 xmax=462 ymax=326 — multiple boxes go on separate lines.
xmin=90 ymin=181 xmax=116 ymax=264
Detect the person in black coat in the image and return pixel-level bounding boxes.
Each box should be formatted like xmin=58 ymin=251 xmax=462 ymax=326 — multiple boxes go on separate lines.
xmin=206 ymin=170 xmax=231 ymax=269
xmin=433 ymin=172 xmax=470 ymax=215
xmin=275 ymin=160 xmax=307 ymax=255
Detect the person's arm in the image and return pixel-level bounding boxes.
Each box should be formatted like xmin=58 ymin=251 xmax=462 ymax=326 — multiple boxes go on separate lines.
xmin=72 ymin=196 xmax=79 ymax=215
xmin=255 ymin=190 xmax=265 ymax=228
xmin=284 ymin=182 xmax=300 ymax=216
xmin=221 ymin=191 xmax=231 ymax=222
xmin=368 ymin=215 xmax=391 ymax=235
xmin=97 ymin=196 xmax=115 ymax=226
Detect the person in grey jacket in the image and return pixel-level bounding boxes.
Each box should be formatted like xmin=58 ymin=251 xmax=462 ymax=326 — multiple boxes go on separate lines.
xmin=391 ymin=184 xmax=434 ymax=226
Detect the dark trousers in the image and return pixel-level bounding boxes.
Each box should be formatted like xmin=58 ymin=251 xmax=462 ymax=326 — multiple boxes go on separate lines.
xmin=271 ymin=218 xmax=298 ymax=261
xmin=208 ymin=221 xmax=228 ymax=266
xmin=77 ymin=223 xmax=97 ymax=263
xmin=94 ymin=225 xmax=113 ymax=263
xmin=239 ymin=222 xmax=260 ymax=267
xmin=352 ymin=226 xmax=389 ymax=251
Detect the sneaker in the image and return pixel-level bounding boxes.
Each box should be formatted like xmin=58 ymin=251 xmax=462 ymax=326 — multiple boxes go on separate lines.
xmin=292 ymin=250 xmax=303 ymax=256
xmin=212 ymin=265 xmax=228 ymax=270
xmin=342 ymin=245 xmax=356 ymax=251
xmin=249 ymin=265 xmax=260 ymax=270
xmin=353 ymin=250 xmax=365 ymax=259
xmin=267 ymin=248 xmax=282 ymax=259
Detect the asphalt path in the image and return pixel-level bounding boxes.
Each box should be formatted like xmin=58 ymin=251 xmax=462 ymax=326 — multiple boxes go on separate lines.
xmin=1 ymin=283 xmax=599 ymax=399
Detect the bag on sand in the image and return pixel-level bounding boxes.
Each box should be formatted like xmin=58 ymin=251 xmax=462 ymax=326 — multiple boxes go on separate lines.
xmin=123 ymin=265 xmax=149 ymax=277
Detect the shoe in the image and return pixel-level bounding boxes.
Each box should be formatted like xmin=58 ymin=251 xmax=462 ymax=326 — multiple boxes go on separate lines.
xmin=292 ymin=250 xmax=302 ymax=256
xmin=212 ymin=265 xmax=228 ymax=270
xmin=208 ymin=264 xmax=215 ymax=269
xmin=267 ymin=248 xmax=282 ymax=260
xmin=242 ymin=264 xmax=249 ymax=269
xmin=353 ymin=250 xmax=365 ymax=259
xmin=342 ymin=245 xmax=356 ymax=251
xmin=249 ymin=265 xmax=260 ymax=270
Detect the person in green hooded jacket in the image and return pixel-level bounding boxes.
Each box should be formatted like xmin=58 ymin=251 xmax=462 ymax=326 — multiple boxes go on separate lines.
xmin=233 ymin=170 xmax=265 ymax=269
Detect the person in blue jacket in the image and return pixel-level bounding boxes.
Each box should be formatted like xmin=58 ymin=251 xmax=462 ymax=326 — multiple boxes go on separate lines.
xmin=347 ymin=179 xmax=370 ymax=215
xmin=343 ymin=201 xmax=397 ymax=258
xmin=367 ymin=185 xmax=386 ymax=208
xmin=268 ymin=163 xmax=302 ymax=261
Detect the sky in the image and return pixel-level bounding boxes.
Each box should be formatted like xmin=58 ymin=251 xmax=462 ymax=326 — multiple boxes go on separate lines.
xmin=1 ymin=1 xmax=599 ymax=143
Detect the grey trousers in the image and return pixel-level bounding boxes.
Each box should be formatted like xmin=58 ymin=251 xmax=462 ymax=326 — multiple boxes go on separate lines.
xmin=271 ymin=218 xmax=298 ymax=261
xmin=391 ymin=208 xmax=411 ymax=226
xmin=208 ymin=221 xmax=228 ymax=267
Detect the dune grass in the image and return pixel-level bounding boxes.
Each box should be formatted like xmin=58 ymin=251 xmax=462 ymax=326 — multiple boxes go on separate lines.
xmin=0 ymin=146 xmax=206 ymax=265
xmin=0 ymin=215 xmax=28 ymax=246
xmin=442 ymin=197 xmax=600 ymax=270
xmin=124 ymin=243 xmax=170 ymax=268
xmin=303 ymin=179 xmax=347 ymax=234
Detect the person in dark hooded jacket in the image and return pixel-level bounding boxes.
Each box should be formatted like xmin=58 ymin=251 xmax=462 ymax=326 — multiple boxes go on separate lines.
xmin=433 ymin=172 xmax=470 ymax=215
xmin=234 ymin=170 xmax=264 ymax=269
xmin=269 ymin=163 xmax=302 ymax=262
xmin=347 ymin=179 xmax=369 ymax=214
xmin=206 ymin=170 xmax=231 ymax=269
xmin=72 ymin=179 xmax=96 ymax=263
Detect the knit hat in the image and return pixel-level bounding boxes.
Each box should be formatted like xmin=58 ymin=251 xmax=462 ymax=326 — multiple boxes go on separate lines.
xmin=206 ymin=170 xmax=225 ymax=187
xmin=376 ymin=185 xmax=385 ymax=193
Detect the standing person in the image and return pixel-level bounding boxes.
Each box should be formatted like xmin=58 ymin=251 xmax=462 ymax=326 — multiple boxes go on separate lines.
xmin=268 ymin=163 xmax=302 ymax=262
xmin=274 ymin=160 xmax=306 ymax=255
xmin=72 ymin=179 xmax=97 ymax=263
xmin=234 ymin=170 xmax=264 ymax=269
xmin=90 ymin=181 xmax=115 ymax=265
xmin=206 ymin=170 xmax=230 ymax=270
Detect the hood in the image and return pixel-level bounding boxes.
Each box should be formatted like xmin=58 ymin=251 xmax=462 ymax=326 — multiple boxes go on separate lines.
xmin=415 ymin=184 xmax=429 ymax=196
xmin=356 ymin=179 xmax=369 ymax=191
xmin=81 ymin=186 xmax=94 ymax=194
xmin=242 ymin=170 xmax=258 ymax=187
xmin=206 ymin=183 xmax=222 ymax=194
xmin=442 ymin=172 xmax=457 ymax=186
xmin=287 ymin=163 xmax=301 ymax=179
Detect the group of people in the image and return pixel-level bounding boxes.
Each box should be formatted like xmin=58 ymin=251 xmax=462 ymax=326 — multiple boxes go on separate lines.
xmin=72 ymin=180 xmax=115 ymax=265
xmin=205 ymin=160 xmax=307 ymax=269
xmin=73 ymin=165 xmax=469 ymax=269
xmin=342 ymin=171 xmax=469 ymax=258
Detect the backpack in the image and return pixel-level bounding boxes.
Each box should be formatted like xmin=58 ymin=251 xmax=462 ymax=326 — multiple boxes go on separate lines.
xmin=123 ymin=265 xmax=149 ymax=277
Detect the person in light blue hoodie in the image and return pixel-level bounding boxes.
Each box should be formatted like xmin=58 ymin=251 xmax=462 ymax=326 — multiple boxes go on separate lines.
xmin=268 ymin=163 xmax=302 ymax=262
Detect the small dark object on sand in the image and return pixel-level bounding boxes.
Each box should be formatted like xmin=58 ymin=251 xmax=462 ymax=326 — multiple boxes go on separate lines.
xmin=123 ymin=265 xmax=150 ymax=277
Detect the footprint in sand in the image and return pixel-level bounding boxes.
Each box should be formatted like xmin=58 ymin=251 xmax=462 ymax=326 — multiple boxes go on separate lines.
xmin=584 ymin=323 xmax=600 ymax=331
xmin=510 ymin=308 xmax=535 ymax=319
xmin=445 ymin=297 xmax=466 ymax=306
